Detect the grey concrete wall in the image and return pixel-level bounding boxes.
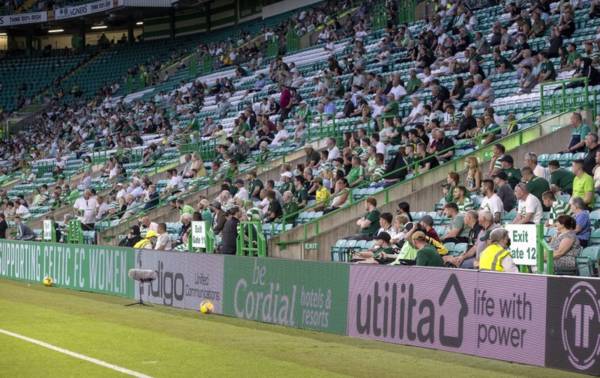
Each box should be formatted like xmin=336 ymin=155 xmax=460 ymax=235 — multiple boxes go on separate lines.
xmin=268 ymin=114 xmax=575 ymax=261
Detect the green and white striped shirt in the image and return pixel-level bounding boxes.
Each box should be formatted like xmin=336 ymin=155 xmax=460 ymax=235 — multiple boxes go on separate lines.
xmin=458 ymin=196 xmax=474 ymax=213
xmin=549 ymin=199 xmax=571 ymax=221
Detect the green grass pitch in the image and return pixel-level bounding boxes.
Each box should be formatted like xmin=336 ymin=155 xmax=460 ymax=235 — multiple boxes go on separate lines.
xmin=0 ymin=279 xmax=586 ymax=377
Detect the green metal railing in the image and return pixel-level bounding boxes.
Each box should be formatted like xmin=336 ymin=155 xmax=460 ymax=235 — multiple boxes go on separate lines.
xmin=540 ymin=77 xmax=594 ymax=116
xmin=275 ymin=109 xmax=577 ymax=250
xmin=179 ymin=139 xmax=218 ymax=161
xmin=236 ymin=222 xmax=267 ymax=257
xmin=67 ymin=220 xmax=84 ymax=244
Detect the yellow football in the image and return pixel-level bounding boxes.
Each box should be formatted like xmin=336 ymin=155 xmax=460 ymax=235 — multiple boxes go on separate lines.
xmin=43 ymin=276 xmax=53 ymax=287
xmin=199 ymin=300 xmax=214 ymax=314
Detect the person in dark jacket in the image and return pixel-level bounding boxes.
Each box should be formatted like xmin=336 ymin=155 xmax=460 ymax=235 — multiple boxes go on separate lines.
xmin=0 ymin=213 xmax=7 ymax=239
xmin=219 ymin=206 xmax=241 ymax=255
xmin=119 ymin=225 xmax=142 ymax=247
xmin=383 ymin=149 xmax=407 ymax=184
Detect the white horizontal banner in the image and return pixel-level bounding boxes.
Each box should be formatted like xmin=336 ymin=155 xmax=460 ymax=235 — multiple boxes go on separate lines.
xmin=54 ymin=0 xmax=122 ymax=20
xmin=0 ymin=11 xmax=47 ymax=26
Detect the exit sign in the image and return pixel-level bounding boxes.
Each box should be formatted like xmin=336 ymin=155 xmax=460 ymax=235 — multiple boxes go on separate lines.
xmin=304 ymin=242 xmax=319 ymax=251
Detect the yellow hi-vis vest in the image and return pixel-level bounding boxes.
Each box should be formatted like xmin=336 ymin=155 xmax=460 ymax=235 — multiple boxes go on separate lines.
xmin=479 ymin=243 xmax=511 ymax=272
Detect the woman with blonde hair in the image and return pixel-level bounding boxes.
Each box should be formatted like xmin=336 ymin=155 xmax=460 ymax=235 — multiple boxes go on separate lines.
xmin=465 ymin=156 xmax=482 ymax=193
xmin=190 ymin=152 xmax=207 ymax=177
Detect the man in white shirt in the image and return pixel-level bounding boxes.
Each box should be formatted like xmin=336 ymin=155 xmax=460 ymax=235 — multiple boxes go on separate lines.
xmin=479 ymin=179 xmax=504 ymax=223
xmin=73 ymin=189 xmax=98 ymax=230
xmin=166 ymin=169 xmax=184 ymax=192
xmin=155 ymin=223 xmax=172 ymax=251
xmin=404 ymin=96 xmax=424 ymax=125
xmin=326 ymin=138 xmax=340 ymax=160
xmin=234 ymin=179 xmax=249 ymax=201
xmin=513 ymin=183 xmax=543 ymax=224
xmin=270 ymin=122 xmax=289 ymax=146
xmin=389 ymin=74 xmax=407 ymax=100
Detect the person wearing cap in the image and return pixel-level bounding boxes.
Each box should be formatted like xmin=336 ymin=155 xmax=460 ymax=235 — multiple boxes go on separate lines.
xmin=478 ymin=228 xmax=518 ymax=272
xmin=417 ymin=214 xmax=440 ymax=241
xmin=513 ymin=183 xmax=543 ymax=224
xmin=493 ymin=171 xmax=517 ymax=212
xmin=411 ymin=231 xmax=444 ymax=267
xmin=499 ymin=155 xmax=521 ymax=188
xmin=280 ymin=171 xmax=294 ymax=193
xmin=352 ymin=232 xmax=398 ymax=264
xmin=548 ymin=160 xmax=574 ymax=195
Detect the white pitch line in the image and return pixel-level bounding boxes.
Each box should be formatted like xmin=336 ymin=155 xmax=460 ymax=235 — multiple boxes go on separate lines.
xmin=0 ymin=328 xmax=153 ymax=378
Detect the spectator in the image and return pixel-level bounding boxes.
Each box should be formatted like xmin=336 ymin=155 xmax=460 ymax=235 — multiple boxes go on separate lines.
xmin=428 ymin=129 xmax=454 ymax=162
xmin=548 ymin=215 xmax=582 ymax=274
xmin=521 ymin=166 xmax=550 ymax=204
xmin=376 ymin=212 xmax=394 ymax=237
xmin=494 ymin=171 xmax=517 ymax=213
xmin=411 ymin=231 xmax=444 ymax=267
xmin=234 ymin=179 xmax=249 ymax=201
xmin=265 ymin=190 xmax=283 ymax=222
xmin=513 ymin=183 xmax=543 ymax=224
xmin=0 ymin=213 xmax=7 ymax=239
xmin=350 ymin=197 xmax=380 ymax=240
xmin=442 ymin=172 xmax=460 ymax=204
xmin=445 ymin=210 xmax=481 ymax=266
xmin=566 ymin=112 xmax=590 ymax=153
xmin=583 ymin=132 xmax=600 ymax=175
xmin=524 ymin=152 xmax=549 ymax=181
xmin=478 ymin=228 xmax=518 ymax=272
xmin=119 ymin=225 xmax=143 ymax=247
xmin=14 ymin=216 xmax=35 ymax=241
xmin=488 ymin=143 xmax=506 ymax=177
xmin=480 ymin=179 xmax=504 ymax=223
xmin=155 ymin=223 xmax=172 ymax=251
xmin=455 ymin=210 xmax=498 ymax=269
xmin=465 ymin=156 xmax=482 ymax=194
xmin=570 ymin=197 xmax=592 ymax=247
xmin=352 ymin=232 xmax=397 ymax=264
xmin=416 ymin=214 xmax=440 ymax=241
xmin=219 ymin=206 xmax=241 ymax=254
xmin=211 ymin=202 xmax=227 ymax=235
xmin=73 ymin=189 xmax=98 ymax=231
xmin=548 ymin=160 xmax=574 ymax=195
xmin=543 ymin=191 xmax=572 ymax=227
xmin=133 ymin=230 xmax=158 ymax=249
xmin=442 ymin=203 xmax=470 ymax=243
xmin=572 ymin=159 xmax=595 ymax=207
xmin=453 ymin=186 xmax=473 ymax=212
xmin=282 ymin=191 xmax=299 ymax=222
xmin=499 ymin=155 xmax=521 ymax=188
xmin=139 ymin=216 xmax=159 ymax=234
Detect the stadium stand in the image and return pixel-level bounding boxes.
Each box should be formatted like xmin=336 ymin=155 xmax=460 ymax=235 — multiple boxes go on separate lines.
xmin=1 ymin=0 xmax=600 ymax=277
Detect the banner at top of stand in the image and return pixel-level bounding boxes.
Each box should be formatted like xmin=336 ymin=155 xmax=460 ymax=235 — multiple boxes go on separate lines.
xmin=54 ymin=0 xmax=123 ymax=20
xmin=0 ymin=11 xmax=47 ymax=26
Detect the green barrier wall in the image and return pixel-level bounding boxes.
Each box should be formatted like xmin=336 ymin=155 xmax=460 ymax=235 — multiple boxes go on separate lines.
xmin=222 ymin=256 xmax=349 ymax=335
xmin=0 ymin=240 xmax=135 ymax=298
